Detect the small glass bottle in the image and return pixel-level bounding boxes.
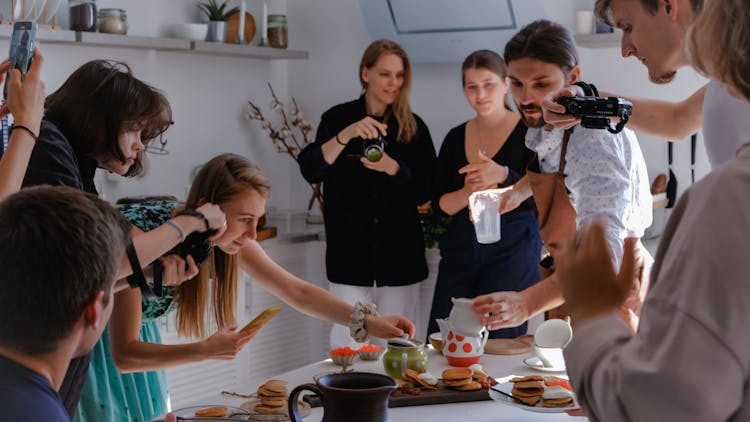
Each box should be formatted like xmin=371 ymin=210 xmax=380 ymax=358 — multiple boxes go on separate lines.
xmin=267 ymin=14 xmax=288 ymax=49
xmin=69 ymin=0 xmax=97 ymax=32
xmin=98 ymin=8 xmax=128 ymax=34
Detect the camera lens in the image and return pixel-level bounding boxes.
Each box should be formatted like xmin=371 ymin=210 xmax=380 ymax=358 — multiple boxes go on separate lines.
xmin=567 ymin=102 xmax=579 ymax=114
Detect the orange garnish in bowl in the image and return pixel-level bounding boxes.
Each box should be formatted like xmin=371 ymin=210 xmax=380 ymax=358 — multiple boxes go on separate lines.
xmin=329 ymin=347 xmax=358 ymax=357
xmin=358 ymin=344 xmax=383 ymax=352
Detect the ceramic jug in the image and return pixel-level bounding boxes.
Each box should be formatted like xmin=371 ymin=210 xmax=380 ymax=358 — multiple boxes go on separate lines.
xmin=448 ymin=297 xmax=485 ymax=336
xmin=382 ymin=339 xmax=428 ymax=379
xmin=437 ymin=318 xmax=489 ymax=367
xmin=288 ymin=372 xmax=396 ymax=422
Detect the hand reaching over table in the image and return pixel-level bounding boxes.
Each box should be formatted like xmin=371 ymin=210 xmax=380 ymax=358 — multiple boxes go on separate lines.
xmin=365 ymin=314 xmax=416 ymax=340
xmin=472 ymin=291 xmax=532 ymax=330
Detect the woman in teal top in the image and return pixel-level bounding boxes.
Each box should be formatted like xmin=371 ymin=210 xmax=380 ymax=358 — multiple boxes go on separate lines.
xmin=75 ymin=154 xmax=416 ymax=422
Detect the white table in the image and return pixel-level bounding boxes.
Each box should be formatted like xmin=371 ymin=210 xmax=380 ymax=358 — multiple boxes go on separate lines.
xmin=193 ymin=347 xmax=588 ymax=422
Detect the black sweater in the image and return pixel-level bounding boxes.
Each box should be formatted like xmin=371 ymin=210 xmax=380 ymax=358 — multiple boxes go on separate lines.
xmin=298 ymin=96 xmax=436 ymax=286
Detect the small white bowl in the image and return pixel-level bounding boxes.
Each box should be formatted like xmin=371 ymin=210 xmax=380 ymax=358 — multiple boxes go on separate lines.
xmin=173 ymin=23 xmax=208 ymax=41
xmin=329 ymin=353 xmax=358 ymax=367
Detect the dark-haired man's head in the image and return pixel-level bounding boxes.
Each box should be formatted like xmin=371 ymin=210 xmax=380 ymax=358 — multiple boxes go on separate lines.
xmin=0 ymin=186 xmax=132 ymax=357
xmin=595 ymin=0 xmax=703 ymax=84
xmin=504 ymin=20 xmax=580 ymax=128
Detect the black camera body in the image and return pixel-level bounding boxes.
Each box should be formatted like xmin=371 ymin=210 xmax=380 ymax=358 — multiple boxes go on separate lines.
xmin=555 ymin=96 xmax=633 ymax=133
xmin=168 ymin=229 xmax=217 ymax=267
xmin=556 ymin=96 xmax=632 ymax=119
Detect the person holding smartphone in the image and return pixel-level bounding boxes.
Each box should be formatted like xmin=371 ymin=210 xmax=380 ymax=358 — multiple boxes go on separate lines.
xmin=20 ymin=59 xmax=228 ymax=418
xmin=75 ymin=154 xmax=415 ymax=422
xmin=0 ymin=47 xmax=45 ymax=201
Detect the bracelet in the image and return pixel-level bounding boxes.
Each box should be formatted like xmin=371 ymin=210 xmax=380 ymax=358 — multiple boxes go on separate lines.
xmin=176 ymin=208 xmax=210 ymax=232
xmin=349 ymin=301 xmax=379 ymax=343
xmin=9 ymin=125 xmax=38 ymax=143
xmin=164 ymin=219 xmax=186 ymax=242
xmin=335 ymin=133 xmax=347 ymax=146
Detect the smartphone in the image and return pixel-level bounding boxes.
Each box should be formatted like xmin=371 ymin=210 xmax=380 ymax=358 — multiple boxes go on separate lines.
xmin=3 ymin=20 xmax=37 ymax=100
xmin=239 ymin=306 xmax=282 ymax=332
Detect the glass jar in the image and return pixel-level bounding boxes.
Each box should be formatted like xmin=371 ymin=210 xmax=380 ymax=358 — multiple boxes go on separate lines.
xmin=267 ymin=14 xmax=288 ymax=49
xmin=69 ymin=0 xmax=97 ymax=32
xmin=98 ymin=8 xmax=128 ymax=34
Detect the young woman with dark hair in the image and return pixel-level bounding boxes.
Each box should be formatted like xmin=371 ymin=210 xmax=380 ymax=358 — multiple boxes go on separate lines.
xmin=426 ymin=50 xmax=542 ymax=340
xmin=21 ymin=59 xmax=227 ymax=417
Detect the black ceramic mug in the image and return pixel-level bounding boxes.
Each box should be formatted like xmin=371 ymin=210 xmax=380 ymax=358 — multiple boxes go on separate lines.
xmin=288 ymin=372 xmax=396 ymax=422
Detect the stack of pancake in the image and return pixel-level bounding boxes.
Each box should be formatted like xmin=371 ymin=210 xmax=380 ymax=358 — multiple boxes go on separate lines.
xmin=441 ymin=367 xmax=482 ymax=391
xmin=510 ymin=375 xmax=545 ymax=405
xmin=253 ymin=380 xmax=289 ymax=415
xmin=510 ymin=375 xmax=575 ymax=408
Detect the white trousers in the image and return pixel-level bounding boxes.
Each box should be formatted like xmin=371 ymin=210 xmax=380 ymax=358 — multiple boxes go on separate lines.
xmin=329 ymin=282 xmax=420 ymax=349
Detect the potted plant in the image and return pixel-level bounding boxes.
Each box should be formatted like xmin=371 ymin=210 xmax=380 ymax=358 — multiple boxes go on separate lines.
xmin=198 ymin=0 xmax=237 ymax=42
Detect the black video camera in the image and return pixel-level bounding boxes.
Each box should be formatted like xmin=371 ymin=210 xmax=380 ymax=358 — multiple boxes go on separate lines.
xmin=555 ymin=96 xmax=633 ymax=134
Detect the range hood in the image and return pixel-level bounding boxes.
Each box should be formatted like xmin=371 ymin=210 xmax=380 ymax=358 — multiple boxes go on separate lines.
xmin=359 ymin=0 xmax=546 ymax=63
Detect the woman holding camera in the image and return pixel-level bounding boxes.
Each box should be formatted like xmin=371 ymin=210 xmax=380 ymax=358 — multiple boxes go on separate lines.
xmin=76 ymin=153 xmax=416 ymax=422
xmin=427 ymin=50 xmax=542 ymax=340
xmin=298 ymin=39 xmax=436 ymax=348
xmin=21 ymin=59 xmax=227 ymax=418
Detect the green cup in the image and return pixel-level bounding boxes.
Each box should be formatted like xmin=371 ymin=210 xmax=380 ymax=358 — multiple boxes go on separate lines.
xmin=382 ymin=341 xmax=428 ymax=379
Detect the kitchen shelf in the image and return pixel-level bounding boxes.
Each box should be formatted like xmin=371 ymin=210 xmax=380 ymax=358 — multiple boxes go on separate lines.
xmin=575 ymin=32 xmax=621 ymax=49
xmin=0 ymin=25 xmax=308 ymax=60
xmin=0 ymin=25 xmax=77 ymax=43
xmin=77 ymin=31 xmax=191 ymax=51
xmin=192 ymin=41 xmax=308 ymax=59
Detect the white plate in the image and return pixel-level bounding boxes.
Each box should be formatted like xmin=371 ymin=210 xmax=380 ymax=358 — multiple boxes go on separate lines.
xmin=523 ymin=356 xmax=566 ymax=373
xmin=171 ymin=405 xmax=249 ymax=419
xmin=489 ymin=381 xmax=579 ymax=413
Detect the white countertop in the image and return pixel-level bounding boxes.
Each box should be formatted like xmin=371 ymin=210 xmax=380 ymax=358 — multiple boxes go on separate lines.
xmin=180 ymin=347 xmax=588 ymax=421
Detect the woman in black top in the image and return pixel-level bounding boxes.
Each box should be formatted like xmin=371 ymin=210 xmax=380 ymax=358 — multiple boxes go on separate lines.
xmin=298 ymin=39 xmax=436 ymax=348
xmin=427 ymin=50 xmax=541 ymax=339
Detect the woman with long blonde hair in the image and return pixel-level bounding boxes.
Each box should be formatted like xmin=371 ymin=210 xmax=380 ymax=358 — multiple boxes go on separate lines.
xmin=76 ymin=153 xmax=414 ymax=422
xmin=298 ymin=39 xmax=436 ymax=348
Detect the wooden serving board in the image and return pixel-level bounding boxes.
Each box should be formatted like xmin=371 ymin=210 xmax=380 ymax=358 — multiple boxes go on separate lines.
xmin=484 ymin=334 xmax=534 ymax=355
xmin=303 ymin=386 xmax=491 ymax=409
xmin=388 ymin=386 xmax=491 ymax=407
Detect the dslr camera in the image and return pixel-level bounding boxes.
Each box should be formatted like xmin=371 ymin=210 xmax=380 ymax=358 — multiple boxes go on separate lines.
xmin=555 ymin=96 xmax=633 ymax=134
xmin=363 ymin=134 xmax=386 ymax=162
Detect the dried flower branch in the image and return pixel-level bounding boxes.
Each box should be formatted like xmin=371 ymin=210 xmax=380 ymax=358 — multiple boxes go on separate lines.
xmin=248 ymin=83 xmax=323 ymax=211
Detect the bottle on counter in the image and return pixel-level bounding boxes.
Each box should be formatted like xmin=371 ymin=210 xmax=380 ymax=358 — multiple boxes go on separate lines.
xmin=98 ymin=8 xmax=128 ymax=34
xmin=267 ymin=14 xmax=288 ymax=49
xmin=69 ymin=0 xmax=97 ymax=32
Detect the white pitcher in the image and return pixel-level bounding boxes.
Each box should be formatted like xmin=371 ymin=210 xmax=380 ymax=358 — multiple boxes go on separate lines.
xmin=448 ymin=297 xmax=484 ymax=337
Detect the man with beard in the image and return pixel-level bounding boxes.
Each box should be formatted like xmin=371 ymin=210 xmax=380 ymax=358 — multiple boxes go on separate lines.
xmin=544 ymin=0 xmax=750 ymax=170
xmin=471 ymin=20 xmax=653 ymax=333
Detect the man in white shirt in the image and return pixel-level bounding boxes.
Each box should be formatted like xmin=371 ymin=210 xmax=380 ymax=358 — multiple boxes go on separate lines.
xmin=472 ymin=20 xmax=652 ymax=332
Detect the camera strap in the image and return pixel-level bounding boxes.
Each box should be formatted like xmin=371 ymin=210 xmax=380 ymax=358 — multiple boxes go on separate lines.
xmin=125 ymin=242 xmax=162 ymax=300
xmin=574 ymin=81 xmax=599 ymax=96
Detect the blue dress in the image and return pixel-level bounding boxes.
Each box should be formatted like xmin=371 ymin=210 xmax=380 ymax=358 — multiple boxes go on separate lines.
xmin=427 ymin=120 xmax=542 ymax=339
xmin=75 ymin=200 xmax=179 ymax=422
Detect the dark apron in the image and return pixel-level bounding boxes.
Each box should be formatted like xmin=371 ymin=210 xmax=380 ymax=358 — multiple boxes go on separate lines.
xmin=526 ymin=129 xmax=649 ymax=331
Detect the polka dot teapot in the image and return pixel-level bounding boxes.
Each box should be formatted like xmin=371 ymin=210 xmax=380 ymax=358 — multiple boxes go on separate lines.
xmin=436 ymin=298 xmax=489 ymax=367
